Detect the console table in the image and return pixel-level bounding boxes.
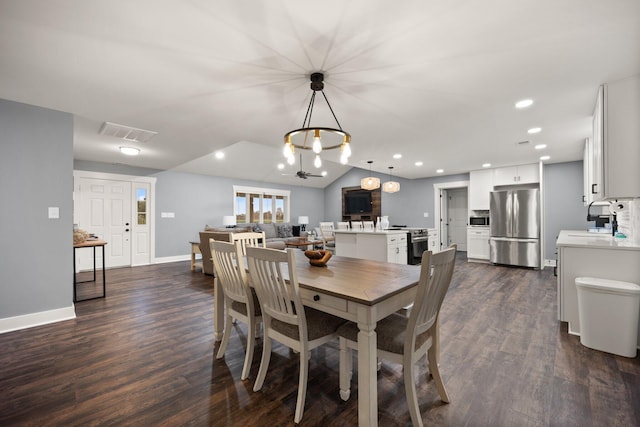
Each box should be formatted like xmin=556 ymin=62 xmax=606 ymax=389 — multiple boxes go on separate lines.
xmin=73 ymin=239 xmax=107 ymax=302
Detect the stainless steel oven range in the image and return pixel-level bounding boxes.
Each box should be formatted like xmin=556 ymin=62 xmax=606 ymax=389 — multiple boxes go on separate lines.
xmin=406 ymin=228 xmax=429 ymax=265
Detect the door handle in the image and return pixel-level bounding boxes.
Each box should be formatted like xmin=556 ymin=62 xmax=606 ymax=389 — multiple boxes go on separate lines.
xmin=591 ymin=183 xmax=598 ymax=194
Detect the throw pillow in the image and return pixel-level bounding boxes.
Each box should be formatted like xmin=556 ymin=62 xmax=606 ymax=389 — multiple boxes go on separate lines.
xmin=276 ymin=224 xmax=293 ymax=238
xmin=252 ymin=224 xmax=262 ymax=232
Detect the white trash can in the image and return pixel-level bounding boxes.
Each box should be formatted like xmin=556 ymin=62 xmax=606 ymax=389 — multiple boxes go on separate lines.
xmin=575 ymin=277 xmax=640 ymax=358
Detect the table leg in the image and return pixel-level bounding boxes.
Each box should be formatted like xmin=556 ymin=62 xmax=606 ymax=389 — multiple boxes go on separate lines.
xmin=357 ymin=314 xmax=378 ymax=427
xmin=101 ymin=244 xmax=106 ymax=298
xmin=213 ymin=277 xmax=224 ymax=341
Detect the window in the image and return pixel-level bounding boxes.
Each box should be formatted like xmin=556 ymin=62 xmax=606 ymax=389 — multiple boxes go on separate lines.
xmin=234 ymin=186 xmax=290 ymax=224
xmin=136 ymin=188 xmax=147 ymax=225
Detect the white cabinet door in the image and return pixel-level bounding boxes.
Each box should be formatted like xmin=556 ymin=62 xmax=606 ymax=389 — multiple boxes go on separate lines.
xmin=604 ymin=76 xmax=640 ymax=199
xmin=469 ymin=169 xmax=493 ymax=210
xmin=591 ymin=86 xmax=604 ymax=200
xmin=386 ymin=234 xmax=407 ymax=264
xmin=493 ymin=164 xmax=539 ymax=186
xmin=467 ymin=227 xmax=490 ymax=260
xmin=583 ymin=138 xmax=593 ymax=206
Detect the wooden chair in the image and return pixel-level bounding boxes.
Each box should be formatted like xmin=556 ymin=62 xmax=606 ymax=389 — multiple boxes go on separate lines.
xmin=319 ymin=221 xmax=335 ymax=252
xmin=246 ymin=246 xmax=345 ymax=424
xmin=210 ymin=240 xmax=262 ymax=381
xmin=230 ymin=231 xmax=266 ymax=255
xmin=337 ymin=245 xmax=457 ymax=427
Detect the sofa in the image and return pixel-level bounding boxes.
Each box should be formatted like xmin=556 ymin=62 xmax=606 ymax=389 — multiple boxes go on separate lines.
xmin=198 ymin=223 xmax=305 ymax=275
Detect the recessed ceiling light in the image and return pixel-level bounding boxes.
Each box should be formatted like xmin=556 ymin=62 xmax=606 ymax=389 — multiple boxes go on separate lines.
xmin=119 ymin=146 xmax=140 ymax=156
xmin=214 ymin=151 xmax=225 ymax=159
xmin=482 ymin=163 xmax=491 ymax=168
xmin=436 ymin=169 xmax=444 ymax=174
xmin=515 ymin=99 xmax=533 ymax=109
xmin=415 ymin=161 xmax=423 ymax=166
xmin=534 ymin=144 xmax=547 ymax=150
xmin=540 ymin=155 xmax=550 ymax=161
xmin=277 ymin=163 xmax=285 ymax=170
xmin=528 ymin=127 xmax=542 ymax=134
xmin=393 ymin=153 xmax=402 ymax=159
xmin=321 ymin=171 xmax=328 ymax=176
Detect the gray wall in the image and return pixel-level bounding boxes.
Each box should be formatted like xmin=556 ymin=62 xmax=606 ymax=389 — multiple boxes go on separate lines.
xmin=324 ymin=167 xmax=469 ymax=228
xmin=0 ymin=99 xmax=73 ymax=318
xmin=74 ymin=161 xmax=325 ymax=257
xmin=543 ymin=161 xmax=588 ymax=260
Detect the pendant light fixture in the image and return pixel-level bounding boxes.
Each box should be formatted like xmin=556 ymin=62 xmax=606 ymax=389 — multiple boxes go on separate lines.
xmin=361 ymin=160 xmax=380 ymax=190
xmin=383 ymin=166 xmax=400 ymax=193
xmin=283 ymin=72 xmax=352 ymax=166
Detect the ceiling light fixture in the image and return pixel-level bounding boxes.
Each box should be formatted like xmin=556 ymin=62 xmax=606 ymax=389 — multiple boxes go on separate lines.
xmin=214 ymin=151 xmax=225 ymax=159
xmin=482 ymin=163 xmax=491 ymax=168
xmin=528 ymin=127 xmax=542 ymax=134
xmin=515 ymin=99 xmax=533 ymax=109
xmin=540 ymin=155 xmax=550 ymax=161
xmin=361 ymin=160 xmax=380 ymax=190
xmin=119 ymin=146 xmax=140 ymax=156
xmin=534 ymin=144 xmax=547 ymax=150
xmin=415 ymin=161 xmax=423 ymax=166
xmin=393 ymin=153 xmax=402 ymax=159
xmin=436 ymin=169 xmax=444 ymax=174
xmin=283 ymin=72 xmax=352 ymax=166
xmin=383 ymin=166 xmax=400 ymax=193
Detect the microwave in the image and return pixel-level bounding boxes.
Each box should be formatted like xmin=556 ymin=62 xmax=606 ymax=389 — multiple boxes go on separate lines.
xmin=469 ymin=216 xmax=489 ymax=226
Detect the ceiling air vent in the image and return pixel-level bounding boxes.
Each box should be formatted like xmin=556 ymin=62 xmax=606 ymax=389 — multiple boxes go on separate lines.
xmin=99 ymin=122 xmax=157 ymax=143
xmin=516 ymin=140 xmax=530 ymax=146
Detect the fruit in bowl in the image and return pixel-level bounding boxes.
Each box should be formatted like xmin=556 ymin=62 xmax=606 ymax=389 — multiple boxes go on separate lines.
xmin=304 ymin=249 xmax=332 ymax=267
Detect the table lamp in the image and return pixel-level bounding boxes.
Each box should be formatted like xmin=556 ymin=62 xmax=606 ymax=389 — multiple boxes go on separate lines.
xmin=222 ymin=215 xmax=236 ymax=228
xmin=298 ymin=216 xmax=309 ymax=231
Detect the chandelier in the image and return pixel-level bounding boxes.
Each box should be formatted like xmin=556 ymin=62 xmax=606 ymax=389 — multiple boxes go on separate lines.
xmin=383 ymin=166 xmax=400 ymax=193
xmin=283 ymin=72 xmax=352 ymax=167
xmin=361 ymin=160 xmax=380 ymax=190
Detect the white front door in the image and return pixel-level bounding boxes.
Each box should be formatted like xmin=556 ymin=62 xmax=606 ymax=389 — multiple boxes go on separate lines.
xmin=78 ymin=178 xmax=132 ymax=268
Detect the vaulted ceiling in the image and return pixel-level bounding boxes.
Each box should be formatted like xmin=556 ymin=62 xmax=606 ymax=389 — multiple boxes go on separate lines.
xmin=1 ymin=1 xmax=639 ymax=188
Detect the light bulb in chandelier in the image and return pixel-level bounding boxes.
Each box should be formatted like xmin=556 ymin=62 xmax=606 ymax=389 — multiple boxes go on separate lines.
xmin=287 ymin=155 xmax=295 ymax=165
xmin=312 ymin=129 xmax=322 ymax=154
xmin=314 ymin=154 xmax=322 ymax=168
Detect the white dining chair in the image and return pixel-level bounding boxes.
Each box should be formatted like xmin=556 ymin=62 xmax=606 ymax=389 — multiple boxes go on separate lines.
xmin=211 ymin=239 xmax=262 ymax=381
xmin=336 ymin=221 xmax=350 ymax=230
xmin=337 ymin=245 xmax=457 ymax=427
xmin=361 ymin=220 xmax=374 ymax=230
xmin=230 ymin=231 xmax=266 ymax=255
xmin=319 ymin=221 xmax=336 ymax=252
xmin=246 ymin=246 xmax=345 ymax=424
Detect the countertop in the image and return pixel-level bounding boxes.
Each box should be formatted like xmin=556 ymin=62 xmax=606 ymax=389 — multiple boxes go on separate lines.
xmin=556 ymin=230 xmax=640 ymax=250
xmin=333 ymin=229 xmax=408 ymax=235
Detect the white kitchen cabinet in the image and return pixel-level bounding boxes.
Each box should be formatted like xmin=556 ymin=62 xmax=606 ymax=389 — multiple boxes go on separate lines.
xmin=467 ymin=227 xmax=490 ymax=261
xmin=556 ymin=231 xmax=640 ymax=342
xmin=427 ymin=228 xmax=440 ymax=253
xmin=595 ymin=75 xmax=640 ymax=200
xmin=583 ymin=137 xmax=593 ymax=206
xmin=386 ymin=234 xmax=408 ymax=264
xmin=469 ymin=169 xmax=493 ymax=210
xmin=493 ymin=163 xmax=539 ymax=186
xmin=334 ymin=230 xmax=407 ymax=264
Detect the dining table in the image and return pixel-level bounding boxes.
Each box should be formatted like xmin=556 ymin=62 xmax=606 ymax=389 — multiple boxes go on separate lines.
xmin=213 ymin=252 xmax=422 ymax=427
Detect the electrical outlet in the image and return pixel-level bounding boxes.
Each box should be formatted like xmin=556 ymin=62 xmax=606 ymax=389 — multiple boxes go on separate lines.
xmin=423 ymin=212 xmax=429 ymax=218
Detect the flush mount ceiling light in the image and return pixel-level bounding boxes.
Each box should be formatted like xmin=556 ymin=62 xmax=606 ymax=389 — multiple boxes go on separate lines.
xmin=383 ymin=166 xmax=400 ymax=193
xmin=534 ymin=144 xmax=547 ymax=150
xmin=119 ymin=146 xmax=140 ymax=156
xmin=515 ymin=99 xmax=533 ymax=109
xmin=528 ymin=127 xmax=542 ymax=134
xmin=361 ymin=160 xmax=380 ymax=190
xmin=283 ymin=72 xmax=352 ymax=167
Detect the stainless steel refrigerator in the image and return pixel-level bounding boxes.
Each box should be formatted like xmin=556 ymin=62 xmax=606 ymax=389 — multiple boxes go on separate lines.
xmin=489 ymin=189 xmax=540 ymax=268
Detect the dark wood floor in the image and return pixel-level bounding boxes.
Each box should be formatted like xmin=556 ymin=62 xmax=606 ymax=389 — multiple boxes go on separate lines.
xmin=1 ymin=254 xmax=639 ymax=426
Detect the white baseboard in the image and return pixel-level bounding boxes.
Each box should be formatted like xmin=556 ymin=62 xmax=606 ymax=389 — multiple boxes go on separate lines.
xmin=153 ymin=254 xmax=191 ymax=264
xmin=0 ymin=305 xmax=76 ymax=334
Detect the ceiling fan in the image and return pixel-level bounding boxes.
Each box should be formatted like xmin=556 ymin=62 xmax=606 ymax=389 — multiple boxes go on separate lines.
xmin=284 ymin=154 xmax=323 ymax=179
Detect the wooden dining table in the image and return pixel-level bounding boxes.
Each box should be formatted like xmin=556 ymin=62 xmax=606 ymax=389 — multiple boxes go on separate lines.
xmin=213 ymin=252 xmax=422 ymax=427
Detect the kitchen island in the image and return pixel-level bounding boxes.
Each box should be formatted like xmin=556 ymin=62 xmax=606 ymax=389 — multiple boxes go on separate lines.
xmin=556 ymin=230 xmax=640 ymax=341
xmin=334 ymin=229 xmax=408 ymax=264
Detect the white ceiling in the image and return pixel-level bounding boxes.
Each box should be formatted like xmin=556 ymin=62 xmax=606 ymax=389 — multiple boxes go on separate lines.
xmin=1 ymin=1 xmax=639 ymax=189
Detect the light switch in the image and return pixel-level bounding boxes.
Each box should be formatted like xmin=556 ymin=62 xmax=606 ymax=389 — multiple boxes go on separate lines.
xmin=48 ymin=207 xmax=59 ymax=219
xmin=423 ymin=212 xmax=429 ymax=218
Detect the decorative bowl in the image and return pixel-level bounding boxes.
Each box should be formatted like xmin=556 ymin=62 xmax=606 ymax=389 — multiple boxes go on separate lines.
xmin=304 ymin=249 xmax=332 ymax=267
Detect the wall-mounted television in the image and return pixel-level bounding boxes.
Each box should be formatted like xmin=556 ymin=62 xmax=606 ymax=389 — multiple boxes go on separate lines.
xmin=344 ymin=190 xmax=373 ymax=215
